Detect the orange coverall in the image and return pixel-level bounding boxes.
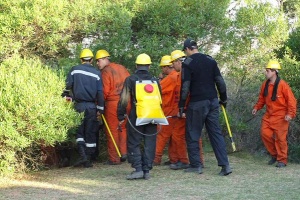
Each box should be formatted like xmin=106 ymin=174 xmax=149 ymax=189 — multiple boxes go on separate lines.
xmin=102 ymin=62 xmax=130 ymax=163
xmin=154 ymin=70 xmax=189 ymax=164
xmin=154 ymin=70 xmax=204 ymax=165
xmin=254 ymin=80 xmax=297 ymax=164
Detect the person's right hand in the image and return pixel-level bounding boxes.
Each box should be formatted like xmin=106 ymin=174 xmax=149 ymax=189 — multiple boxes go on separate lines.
xmin=97 ymin=108 xmax=104 ymax=115
xmin=252 ymin=108 xmax=257 ymax=115
xmin=177 ymin=107 xmax=186 ymax=118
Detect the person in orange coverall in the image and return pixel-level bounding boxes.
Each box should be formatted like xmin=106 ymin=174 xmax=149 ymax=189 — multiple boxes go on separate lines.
xmin=96 ymin=49 xmax=130 ymax=165
xmin=153 ymin=55 xmax=189 ymax=170
xmin=252 ymin=60 xmax=297 ymax=168
xmin=171 ymin=50 xmax=205 ymax=168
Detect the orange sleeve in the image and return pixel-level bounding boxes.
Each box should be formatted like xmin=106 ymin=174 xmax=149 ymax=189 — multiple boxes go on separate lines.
xmin=282 ymin=81 xmax=297 ymax=118
xmin=160 ymin=76 xmax=174 ymax=95
xmin=254 ymin=81 xmax=266 ymax=111
xmin=101 ymin=70 xmax=113 ymax=100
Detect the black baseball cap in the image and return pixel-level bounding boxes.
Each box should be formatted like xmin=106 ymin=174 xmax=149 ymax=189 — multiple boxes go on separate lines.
xmin=182 ymin=38 xmax=198 ymax=50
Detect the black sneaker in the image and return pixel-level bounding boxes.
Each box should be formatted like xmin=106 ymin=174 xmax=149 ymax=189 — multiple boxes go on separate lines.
xmin=169 ymin=163 xmax=178 ymax=170
xmin=180 ymin=162 xmax=190 ymax=169
xmin=276 ymin=162 xmax=286 ymax=168
xmin=126 ymin=171 xmax=144 ymax=180
xmin=143 ymin=172 xmax=150 ymax=180
xmin=170 ymin=162 xmax=190 ymax=170
xmin=120 ymin=154 xmax=127 ymax=162
xmin=164 ymin=160 xmax=171 ymax=165
xmin=219 ymin=165 xmax=232 ymax=176
xmin=83 ymin=161 xmax=93 ymax=168
xmin=184 ymin=166 xmax=203 ymax=174
xmin=268 ymin=157 xmax=277 ymax=165
xmin=73 ymin=158 xmax=88 ymax=167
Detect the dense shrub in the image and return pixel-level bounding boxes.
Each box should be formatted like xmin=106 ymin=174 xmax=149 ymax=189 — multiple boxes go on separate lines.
xmin=0 ymin=56 xmax=82 ymax=175
xmin=1 ymin=0 xmax=300 ymax=175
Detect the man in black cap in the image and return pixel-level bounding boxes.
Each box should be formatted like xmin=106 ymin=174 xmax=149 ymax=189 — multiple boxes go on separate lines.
xmin=178 ymin=38 xmax=232 ymax=176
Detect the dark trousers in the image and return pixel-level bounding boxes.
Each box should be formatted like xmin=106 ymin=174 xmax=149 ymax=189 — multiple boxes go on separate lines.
xmin=75 ymin=102 xmax=99 ymax=155
xmin=126 ymin=116 xmax=157 ymax=171
xmin=186 ymin=98 xmax=229 ymax=167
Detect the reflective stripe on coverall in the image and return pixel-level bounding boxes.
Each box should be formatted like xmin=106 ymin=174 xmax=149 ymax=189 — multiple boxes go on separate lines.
xmin=102 ymin=62 xmax=130 ymax=163
xmin=254 ymin=80 xmax=297 ymax=164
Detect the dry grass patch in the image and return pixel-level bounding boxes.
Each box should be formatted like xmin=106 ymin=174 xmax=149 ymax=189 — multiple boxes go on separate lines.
xmin=1 ymin=152 xmax=300 ymax=200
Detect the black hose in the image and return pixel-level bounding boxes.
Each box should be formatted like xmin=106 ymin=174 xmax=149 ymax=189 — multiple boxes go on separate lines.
xmin=125 ymin=115 xmax=162 ymax=136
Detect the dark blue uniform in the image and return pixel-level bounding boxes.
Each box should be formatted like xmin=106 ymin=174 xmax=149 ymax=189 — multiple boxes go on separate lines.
xmin=66 ymin=63 xmax=104 ymax=155
xmin=179 ymin=53 xmax=230 ymax=169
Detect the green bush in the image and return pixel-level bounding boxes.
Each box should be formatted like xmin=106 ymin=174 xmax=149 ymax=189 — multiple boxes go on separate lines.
xmin=1 ymin=0 xmax=300 ymax=173
xmin=0 ymin=55 xmax=82 ymax=176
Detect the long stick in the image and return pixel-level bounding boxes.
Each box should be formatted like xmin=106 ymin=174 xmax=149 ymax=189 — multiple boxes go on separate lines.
xmin=101 ymin=114 xmax=121 ymax=157
xmin=221 ymin=105 xmax=236 ymax=152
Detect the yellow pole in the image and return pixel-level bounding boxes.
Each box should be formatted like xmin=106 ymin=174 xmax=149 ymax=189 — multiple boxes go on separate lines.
xmin=221 ymin=105 xmax=236 ymax=152
xmin=101 ymin=114 xmax=121 ymax=157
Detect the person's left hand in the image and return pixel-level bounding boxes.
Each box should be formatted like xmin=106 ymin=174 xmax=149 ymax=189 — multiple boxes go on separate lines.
xmin=285 ymin=115 xmax=292 ymax=122
xmin=219 ymin=100 xmax=227 ymax=108
xmin=119 ymin=120 xmax=124 ymax=126
xmin=252 ymin=108 xmax=257 ymax=115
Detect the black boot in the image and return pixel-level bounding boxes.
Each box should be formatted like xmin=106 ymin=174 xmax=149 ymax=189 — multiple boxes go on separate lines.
xmin=83 ymin=155 xmax=93 ymax=168
xmin=268 ymin=157 xmax=277 ymax=165
xmin=73 ymin=144 xmax=88 ymax=167
xmin=120 ymin=154 xmax=127 ymax=162
xmin=219 ymin=165 xmax=232 ymax=176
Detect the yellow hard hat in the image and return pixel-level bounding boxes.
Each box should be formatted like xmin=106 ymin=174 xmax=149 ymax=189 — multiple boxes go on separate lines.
xmin=159 ymin=55 xmax=172 ymax=67
xmin=95 ymin=50 xmax=110 ymax=60
xmin=80 ymin=48 xmax=94 ymax=59
xmin=266 ymin=60 xmax=281 ymax=70
xmin=171 ymin=50 xmax=185 ymax=62
xmin=135 ymin=53 xmax=152 ymax=65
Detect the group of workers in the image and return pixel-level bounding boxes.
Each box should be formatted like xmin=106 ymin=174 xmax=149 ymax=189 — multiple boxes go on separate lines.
xmin=64 ymin=38 xmax=297 ymax=180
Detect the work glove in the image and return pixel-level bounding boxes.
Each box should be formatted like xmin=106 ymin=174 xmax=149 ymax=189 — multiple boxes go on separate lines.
xmin=61 ymin=90 xmax=72 ymax=102
xmin=97 ymin=108 xmax=104 ymax=115
xmin=219 ymin=100 xmax=227 ymax=109
xmin=61 ymin=91 xmax=67 ymax=98
xmin=61 ymin=89 xmax=70 ymax=97
xmin=96 ymin=109 xmax=104 ymax=125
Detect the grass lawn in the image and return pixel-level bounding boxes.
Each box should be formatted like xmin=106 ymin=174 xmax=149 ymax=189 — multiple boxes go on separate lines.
xmin=0 ymin=151 xmax=300 ymax=200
